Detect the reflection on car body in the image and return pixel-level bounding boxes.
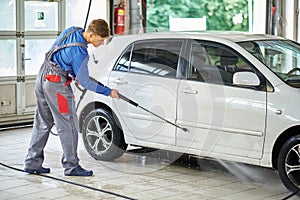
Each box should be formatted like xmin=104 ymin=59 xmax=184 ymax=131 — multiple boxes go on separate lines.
xmin=74 ymin=32 xmax=300 ymax=194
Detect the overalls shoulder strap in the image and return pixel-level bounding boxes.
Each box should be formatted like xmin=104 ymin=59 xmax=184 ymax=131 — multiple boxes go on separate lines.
xmin=56 ymin=27 xmax=82 ymax=46
xmin=51 ymin=42 xmax=87 ymax=55
xmin=46 ymin=27 xmax=87 ymax=61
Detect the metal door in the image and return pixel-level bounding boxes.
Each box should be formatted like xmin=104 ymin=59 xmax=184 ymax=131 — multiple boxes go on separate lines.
xmin=0 ymin=0 xmax=63 ymax=126
xmin=108 ymin=39 xmax=184 ymax=146
xmin=176 ymin=40 xmax=267 ymax=160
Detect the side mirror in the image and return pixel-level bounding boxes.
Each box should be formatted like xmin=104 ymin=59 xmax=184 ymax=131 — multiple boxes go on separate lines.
xmin=233 ymin=71 xmax=260 ymax=86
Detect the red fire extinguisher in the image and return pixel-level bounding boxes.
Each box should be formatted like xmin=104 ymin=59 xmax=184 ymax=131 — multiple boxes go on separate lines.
xmin=114 ymin=3 xmax=125 ymax=34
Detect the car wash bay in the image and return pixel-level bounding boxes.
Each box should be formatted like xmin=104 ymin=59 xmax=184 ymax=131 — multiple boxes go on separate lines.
xmin=0 ymin=0 xmax=299 ymax=199
xmin=0 ymin=126 xmax=297 ymax=200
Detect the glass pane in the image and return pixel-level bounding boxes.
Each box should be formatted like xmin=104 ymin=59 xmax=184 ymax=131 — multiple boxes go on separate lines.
xmin=25 ymin=39 xmax=55 ymax=75
xmin=0 ymin=0 xmax=16 ymax=31
xmin=0 ymin=40 xmax=16 ymax=77
xmin=66 ymin=0 xmax=107 ymax=28
xmin=25 ymin=1 xmax=58 ymax=31
xmin=239 ymin=40 xmax=300 ymax=88
xmin=188 ymin=42 xmax=256 ymax=85
xmin=147 ymin=0 xmax=249 ymax=32
xmin=130 ymin=41 xmax=182 ymax=77
xmin=115 ymin=46 xmax=131 ymax=72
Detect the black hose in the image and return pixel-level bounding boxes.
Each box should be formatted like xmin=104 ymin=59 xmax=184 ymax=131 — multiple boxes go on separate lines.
xmin=0 ymin=162 xmax=136 ymax=200
xmin=75 ymin=81 xmax=87 ymax=112
xmin=75 ymin=0 xmax=92 ymax=112
xmin=83 ymin=0 xmax=92 ymax=30
xmin=281 ymin=189 xmax=300 ymax=200
xmin=50 ymin=123 xmax=58 ymax=136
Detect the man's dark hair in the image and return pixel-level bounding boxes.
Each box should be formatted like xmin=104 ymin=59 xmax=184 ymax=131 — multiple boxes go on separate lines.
xmin=87 ymin=19 xmax=110 ymax=38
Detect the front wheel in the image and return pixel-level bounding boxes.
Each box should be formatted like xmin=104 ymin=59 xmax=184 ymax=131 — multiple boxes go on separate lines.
xmin=277 ymin=135 xmax=300 ymax=193
xmin=82 ymin=108 xmax=127 ymax=161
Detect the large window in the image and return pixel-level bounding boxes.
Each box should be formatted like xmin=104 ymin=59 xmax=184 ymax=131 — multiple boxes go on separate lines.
xmin=0 ymin=0 xmax=16 ymax=77
xmin=25 ymin=39 xmax=55 ymax=75
xmin=0 ymin=40 xmax=16 ymax=76
xmin=0 ymin=0 xmax=16 ymax=31
xmin=147 ymin=0 xmax=250 ymax=32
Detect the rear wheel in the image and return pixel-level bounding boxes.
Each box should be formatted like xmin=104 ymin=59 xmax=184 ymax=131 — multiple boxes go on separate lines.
xmin=277 ymin=135 xmax=300 ymax=193
xmin=82 ymin=108 xmax=127 ymax=161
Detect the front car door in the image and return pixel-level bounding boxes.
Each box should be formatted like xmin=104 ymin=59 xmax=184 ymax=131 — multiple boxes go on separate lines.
xmin=109 ymin=39 xmax=184 ymax=147
xmin=176 ymin=40 xmax=267 ymax=160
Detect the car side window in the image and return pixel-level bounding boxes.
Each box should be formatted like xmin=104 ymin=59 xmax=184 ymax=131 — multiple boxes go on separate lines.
xmin=188 ymin=42 xmax=257 ymax=86
xmin=114 ymin=45 xmax=132 ymax=72
xmin=115 ymin=40 xmax=183 ymax=78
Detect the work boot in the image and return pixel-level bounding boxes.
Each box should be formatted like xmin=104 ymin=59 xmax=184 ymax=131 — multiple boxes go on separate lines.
xmin=24 ymin=167 xmax=50 ymax=174
xmin=65 ymin=166 xmax=93 ymax=176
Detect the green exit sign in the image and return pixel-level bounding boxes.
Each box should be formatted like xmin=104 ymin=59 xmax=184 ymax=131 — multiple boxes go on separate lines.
xmin=37 ymin=12 xmax=44 ymax=20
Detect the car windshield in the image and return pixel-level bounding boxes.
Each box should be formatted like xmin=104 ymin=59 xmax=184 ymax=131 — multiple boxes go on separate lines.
xmin=238 ymin=40 xmax=300 ymax=88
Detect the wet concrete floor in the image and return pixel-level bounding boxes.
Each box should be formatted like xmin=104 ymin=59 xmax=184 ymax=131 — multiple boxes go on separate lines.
xmin=0 ymin=126 xmax=298 ymax=200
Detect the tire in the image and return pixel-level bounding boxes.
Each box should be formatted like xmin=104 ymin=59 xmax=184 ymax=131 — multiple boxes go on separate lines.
xmin=82 ymin=108 xmax=127 ymax=161
xmin=277 ymin=135 xmax=300 ymax=193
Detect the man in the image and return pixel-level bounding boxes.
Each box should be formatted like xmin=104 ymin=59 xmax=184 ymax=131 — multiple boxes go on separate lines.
xmin=24 ymin=19 xmax=119 ymax=176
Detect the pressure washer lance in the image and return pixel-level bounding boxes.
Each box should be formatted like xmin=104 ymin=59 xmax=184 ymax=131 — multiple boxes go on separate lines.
xmin=118 ymin=93 xmax=189 ymax=132
xmin=73 ymin=76 xmax=188 ymax=132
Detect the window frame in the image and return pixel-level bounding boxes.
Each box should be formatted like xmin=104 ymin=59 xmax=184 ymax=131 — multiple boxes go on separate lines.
xmin=185 ymin=39 xmax=269 ymax=91
xmin=113 ymin=39 xmax=186 ymax=79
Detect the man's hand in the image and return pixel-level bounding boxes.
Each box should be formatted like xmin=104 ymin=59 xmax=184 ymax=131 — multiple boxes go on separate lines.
xmin=109 ymin=89 xmax=119 ymax=99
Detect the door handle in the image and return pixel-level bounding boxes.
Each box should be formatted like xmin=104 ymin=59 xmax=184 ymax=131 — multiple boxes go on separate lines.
xmin=113 ymin=78 xmax=128 ymax=84
xmin=275 ymin=109 xmax=282 ymax=115
xmin=21 ymin=53 xmax=31 ymax=70
xmin=180 ymin=89 xmax=198 ymax=94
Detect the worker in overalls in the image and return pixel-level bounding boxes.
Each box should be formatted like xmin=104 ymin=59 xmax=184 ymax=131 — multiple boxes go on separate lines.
xmin=24 ymin=19 xmax=119 ymax=176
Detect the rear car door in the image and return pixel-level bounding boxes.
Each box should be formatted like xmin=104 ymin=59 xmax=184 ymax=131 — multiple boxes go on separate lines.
xmin=176 ymin=40 xmax=267 ymax=159
xmin=109 ymin=39 xmax=184 ymax=146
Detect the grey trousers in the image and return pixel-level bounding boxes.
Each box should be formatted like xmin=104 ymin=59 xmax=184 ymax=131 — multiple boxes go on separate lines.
xmin=25 ymin=64 xmax=80 ymax=175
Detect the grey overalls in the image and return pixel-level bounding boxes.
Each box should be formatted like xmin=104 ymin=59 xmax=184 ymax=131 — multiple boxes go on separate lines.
xmin=25 ymin=28 xmax=86 ymax=175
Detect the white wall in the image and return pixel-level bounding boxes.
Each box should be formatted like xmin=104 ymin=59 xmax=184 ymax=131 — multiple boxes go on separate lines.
xmin=66 ymin=0 xmax=108 ymax=28
xmin=252 ymin=0 xmax=267 ymax=34
xmin=298 ymin=0 xmax=300 ymax=42
xmin=284 ymin=0 xmax=297 ymax=41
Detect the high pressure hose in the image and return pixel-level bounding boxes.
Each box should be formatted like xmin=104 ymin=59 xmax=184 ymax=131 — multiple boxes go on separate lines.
xmin=0 ymin=162 xmax=136 ymax=200
xmin=74 ymin=0 xmax=92 ymax=112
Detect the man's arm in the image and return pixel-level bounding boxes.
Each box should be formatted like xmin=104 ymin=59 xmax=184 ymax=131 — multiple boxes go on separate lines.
xmin=73 ymin=54 xmax=112 ymax=96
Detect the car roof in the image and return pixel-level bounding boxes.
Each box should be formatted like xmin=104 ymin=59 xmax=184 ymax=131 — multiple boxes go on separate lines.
xmin=110 ymin=31 xmax=285 ymax=44
xmin=183 ymin=31 xmax=285 ymax=42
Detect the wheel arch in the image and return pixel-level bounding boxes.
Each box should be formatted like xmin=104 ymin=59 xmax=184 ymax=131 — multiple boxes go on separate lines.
xmin=272 ymin=125 xmax=300 ymax=169
xmin=79 ymin=101 xmax=128 ymax=161
xmin=78 ymin=101 xmax=123 ymax=135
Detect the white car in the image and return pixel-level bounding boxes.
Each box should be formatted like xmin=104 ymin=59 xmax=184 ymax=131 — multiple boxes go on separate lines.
xmin=74 ymin=32 xmax=300 ymax=193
